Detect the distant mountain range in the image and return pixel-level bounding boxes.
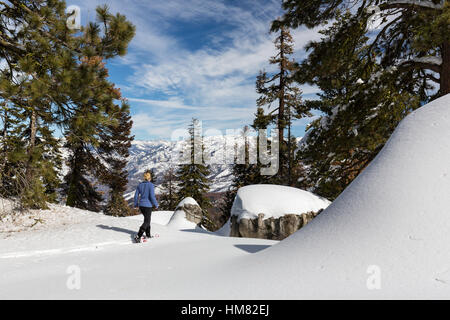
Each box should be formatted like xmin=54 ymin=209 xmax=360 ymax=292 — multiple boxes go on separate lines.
xmin=60 ymin=137 xmax=302 ymax=201
xmin=124 ymin=136 xmax=303 ymax=199
xmin=124 ymin=139 xmax=234 ymax=199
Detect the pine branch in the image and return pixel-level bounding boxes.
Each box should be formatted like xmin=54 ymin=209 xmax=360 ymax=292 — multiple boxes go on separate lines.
xmin=0 ymin=37 xmax=26 ymax=54
xmin=7 ymin=0 xmax=82 ymax=55
xmin=366 ymin=14 xmax=403 ymax=61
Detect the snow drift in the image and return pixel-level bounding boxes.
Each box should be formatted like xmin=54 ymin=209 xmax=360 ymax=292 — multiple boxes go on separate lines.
xmin=234 ymin=94 xmax=450 ymax=298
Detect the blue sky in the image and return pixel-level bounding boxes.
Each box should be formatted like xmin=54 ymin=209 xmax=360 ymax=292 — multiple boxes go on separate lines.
xmin=70 ymin=0 xmax=322 ymax=141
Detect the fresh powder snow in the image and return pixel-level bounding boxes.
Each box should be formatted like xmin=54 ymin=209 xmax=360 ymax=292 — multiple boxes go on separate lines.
xmin=1 ymin=94 xmax=449 ymax=299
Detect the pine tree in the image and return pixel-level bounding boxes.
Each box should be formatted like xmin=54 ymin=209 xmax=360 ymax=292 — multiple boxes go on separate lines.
xmin=176 ymin=119 xmax=211 ymax=210
xmin=294 ymin=12 xmax=421 ymax=199
xmin=62 ymin=57 xmax=109 ymax=212
xmin=0 ymin=1 xmax=135 ymax=210
xmin=273 ymin=0 xmax=449 ymax=96
xmin=159 ymin=167 xmax=179 ymax=211
xmin=0 ymin=0 xmax=76 ymax=209
xmin=270 ymin=1 xmax=448 ymax=199
xmin=99 ymin=101 xmax=134 ymax=217
xmin=218 ymin=188 xmax=237 ymax=224
xmin=255 ymin=26 xmax=310 ymax=184
xmin=62 ymin=8 xmax=135 ymax=211
xmin=0 ymin=93 xmax=26 ymax=200
xmin=63 ymin=126 xmax=103 ymax=212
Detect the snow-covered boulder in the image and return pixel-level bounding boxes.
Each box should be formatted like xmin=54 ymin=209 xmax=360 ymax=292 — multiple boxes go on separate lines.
xmin=229 ymin=185 xmax=331 ymax=239
xmin=166 ymin=197 xmax=202 ymax=229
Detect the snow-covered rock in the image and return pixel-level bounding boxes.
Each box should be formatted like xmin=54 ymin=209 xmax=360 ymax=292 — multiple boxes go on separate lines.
xmin=166 ymin=197 xmax=202 ymax=230
xmin=176 ymin=197 xmax=200 ymax=208
xmin=231 ymin=184 xmax=331 ymax=221
xmin=228 ymin=185 xmax=331 ymax=239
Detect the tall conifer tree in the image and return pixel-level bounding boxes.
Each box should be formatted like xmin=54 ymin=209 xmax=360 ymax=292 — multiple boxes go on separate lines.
xmin=63 ymin=7 xmax=135 ymax=211
xmin=99 ymin=101 xmax=134 ymax=217
xmin=1 ymin=1 xmax=135 ymax=210
xmin=159 ymin=167 xmax=179 ymax=211
xmin=176 ymin=119 xmax=211 ymax=210
xmin=256 ymin=26 xmax=310 ymax=184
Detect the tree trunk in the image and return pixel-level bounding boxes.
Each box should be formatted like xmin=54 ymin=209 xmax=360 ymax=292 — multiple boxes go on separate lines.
xmin=278 ymin=28 xmax=285 ymax=179
xmin=0 ymin=108 xmax=9 ymax=186
xmin=441 ymin=41 xmax=450 ymax=96
xmin=287 ymin=105 xmax=292 ymax=186
xmin=25 ymin=109 xmax=37 ymax=181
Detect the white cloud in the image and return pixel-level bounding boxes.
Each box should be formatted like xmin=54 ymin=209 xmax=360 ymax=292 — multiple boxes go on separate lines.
xmin=73 ymin=0 xmax=321 ymax=139
xmin=128 ymin=98 xmax=202 ymax=111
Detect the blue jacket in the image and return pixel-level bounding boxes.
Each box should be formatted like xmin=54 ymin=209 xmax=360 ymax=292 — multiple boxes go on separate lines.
xmin=134 ymin=181 xmax=159 ymax=208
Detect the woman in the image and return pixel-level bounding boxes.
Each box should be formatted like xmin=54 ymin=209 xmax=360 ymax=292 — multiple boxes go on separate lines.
xmin=133 ymin=170 xmax=159 ymax=243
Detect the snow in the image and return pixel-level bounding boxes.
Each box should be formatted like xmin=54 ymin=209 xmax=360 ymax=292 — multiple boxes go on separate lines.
xmin=166 ymin=197 xmax=199 ymax=230
xmin=0 ymin=202 xmax=103 ymax=234
xmin=242 ymin=93 xmax=450 ymax=299
xmin=166 ymin=209 xmax=198 ymax=230
xmin=1 ymin=94 xmax=449 ymax=299
xmin=0 ymin=205 xmax=277 ymax=299
xmin=390 ymin=0 xmax=445 ymax=10
xmin=176 ymin=197 xmax=198 ymax=208
xmin=412 ymin=56 xmax=443 ymax=66
xmin=0 ymin=198 xmax=15 ymax=219
xmin=215 ymin=219 xmax=231 ymax=236
xmin=231 ymin=184 xmax=331 ymax=221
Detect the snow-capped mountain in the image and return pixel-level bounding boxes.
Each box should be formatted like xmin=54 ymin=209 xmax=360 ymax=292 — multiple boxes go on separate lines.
xmin=125 ymin=138 xmax=234 ymax=197
xmin=61 ymin=135 xmax=304 ymax=201
xmin=125 ymin=136 xmax=305 ymax=198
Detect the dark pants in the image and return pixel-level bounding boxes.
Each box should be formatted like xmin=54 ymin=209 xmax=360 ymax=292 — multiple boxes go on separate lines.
xmin=138 ymin=206 xmax=152 ymax=237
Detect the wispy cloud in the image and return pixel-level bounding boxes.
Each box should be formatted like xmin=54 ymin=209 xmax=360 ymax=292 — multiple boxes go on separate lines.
xmin=72 ymin=0 xmax=321 ymax=140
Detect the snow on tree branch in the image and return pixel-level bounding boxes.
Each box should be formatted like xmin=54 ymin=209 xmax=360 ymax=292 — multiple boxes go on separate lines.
xmin=386 ymin=0 xmax=445 ymax=10
xmin=411 ymin=56 xmax=443 ymax=65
